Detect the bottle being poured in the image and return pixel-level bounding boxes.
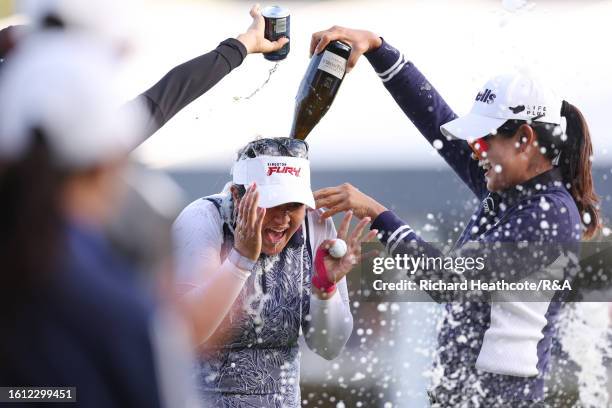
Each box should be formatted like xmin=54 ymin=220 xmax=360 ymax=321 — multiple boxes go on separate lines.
xmin=289 ymin=40 xmax=351 ymax=140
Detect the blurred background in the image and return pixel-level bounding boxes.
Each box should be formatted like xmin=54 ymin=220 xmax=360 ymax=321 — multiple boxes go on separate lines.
xmin=2 ymin=0 xmax=611 ymax=406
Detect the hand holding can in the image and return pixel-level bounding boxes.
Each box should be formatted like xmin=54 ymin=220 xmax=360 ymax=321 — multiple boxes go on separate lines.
xmin=262 ymin=5 xmax=290 ymax=60
xmin=236 ymin=4 xmax=289 ymax=55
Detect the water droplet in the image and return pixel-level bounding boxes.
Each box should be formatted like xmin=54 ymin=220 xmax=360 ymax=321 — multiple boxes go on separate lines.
xmin=351 ymin=372 xmax=366 ymax=382
xmin=583 ymin=212 xmax=592 ymax=225
xmin=233 ymin=62 xmax=280 ymax=102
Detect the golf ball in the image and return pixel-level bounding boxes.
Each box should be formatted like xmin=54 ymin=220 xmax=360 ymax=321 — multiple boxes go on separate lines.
xmin=329 ymin=239 xmax=347 ymax=258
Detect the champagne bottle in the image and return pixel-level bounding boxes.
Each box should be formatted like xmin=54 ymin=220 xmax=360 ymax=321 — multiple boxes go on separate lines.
xmin=289 ymin=41 xmax=351 ymax=140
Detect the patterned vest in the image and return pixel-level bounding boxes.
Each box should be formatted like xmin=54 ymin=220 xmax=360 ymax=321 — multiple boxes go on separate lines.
xmin=195 ymin=195 xmax=313 ymax=406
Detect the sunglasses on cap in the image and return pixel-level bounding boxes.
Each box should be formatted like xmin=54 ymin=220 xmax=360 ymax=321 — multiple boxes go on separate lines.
xmin=468 ymin=119 xmax=529 ymax=160
xmin=239 ymin=138 xmax=309 ymax=160
xmin=469 ymin=135 xmax=491 ymax=160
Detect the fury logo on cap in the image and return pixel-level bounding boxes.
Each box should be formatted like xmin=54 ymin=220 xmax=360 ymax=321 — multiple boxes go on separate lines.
xmin=231 ymin=155 xmax=315 ymax=209
xmin=267 ymin=164 xmax=302 ymax=177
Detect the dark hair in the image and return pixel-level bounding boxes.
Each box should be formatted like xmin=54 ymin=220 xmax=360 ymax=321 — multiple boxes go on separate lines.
xmin=497 ymin=101 xmax=601 ymax=239
xmin=0 ymin=131 xmax=66 ymax=307
xmin=235 ymin=137 xmax=309 ymax=161
xmin=0 ymin=25 xmax=22 ymax=61
xmin=232 ymin=137 xmax=309 ymax=197
xmin=42 ymin=14 xmax=66 ymax=30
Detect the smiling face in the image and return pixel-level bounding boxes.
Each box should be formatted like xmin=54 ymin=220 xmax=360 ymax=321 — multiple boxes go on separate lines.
xmin=260 ymin=202 xmax=306 ymax=255
xmin=471 ymin=125 xmax=535 ymax=192
xmin=231 ymin=186 xmax=306 ymax=256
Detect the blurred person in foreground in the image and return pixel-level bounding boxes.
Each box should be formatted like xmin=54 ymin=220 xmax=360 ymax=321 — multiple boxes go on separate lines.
xmin=172 ymin=137 xmax=376 ymax=407
xmin=308 ymin=27 xmax=598 ymax=407
xmin=0 ymin=29 xmax=200 ymax=408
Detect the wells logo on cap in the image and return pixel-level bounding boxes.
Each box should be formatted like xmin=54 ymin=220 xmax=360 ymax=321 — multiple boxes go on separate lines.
xmin=475 ymin=89 xmax=496 ymax=104
xmin=267 ymin=164 xmax=301 ymax=177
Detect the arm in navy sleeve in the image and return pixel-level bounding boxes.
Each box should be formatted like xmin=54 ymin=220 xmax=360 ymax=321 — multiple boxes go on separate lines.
xmin=127 ymin=38 xmax=247 ymax=148
xmin=371 ymin=203 xmax=575 ymax=303
xmin=365 ymin=39 xmax=488 ymax=199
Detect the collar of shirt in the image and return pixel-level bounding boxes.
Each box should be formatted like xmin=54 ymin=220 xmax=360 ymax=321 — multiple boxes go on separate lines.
xmin=483 ymin=167 xmax=564 ymax=216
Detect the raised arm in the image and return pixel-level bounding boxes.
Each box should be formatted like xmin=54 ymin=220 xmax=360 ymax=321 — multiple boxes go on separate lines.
xmin=131 ymin=38 xmax=247 ymax=142
xmin=129 ymin=4 xmax=289 ymax=147
xmin=173 ymin=184 xmax=266 ymax=346
xmin=303 ymin=212 xmax=355 ymax=360
xmin=310 ymin=27 xmax=487 ymax=199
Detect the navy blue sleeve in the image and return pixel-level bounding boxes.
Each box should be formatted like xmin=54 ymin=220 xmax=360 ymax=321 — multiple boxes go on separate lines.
xmin=129 ymin=38 xmax=247 ymax=147
xmin=371 ymin=199 xmax=577 ymax=302
xmin=365 ymin=39 xmax=487 ymax=199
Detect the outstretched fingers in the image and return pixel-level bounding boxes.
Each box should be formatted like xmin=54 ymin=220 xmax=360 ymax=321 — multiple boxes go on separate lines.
xmin=336 ymin=210 xmax=353 ymax=241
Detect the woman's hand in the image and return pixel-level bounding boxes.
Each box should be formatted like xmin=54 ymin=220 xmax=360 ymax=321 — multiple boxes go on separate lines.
xmin=314 ymin=211 xmax=379 ymax=299
xmin=314 ymin=183 xmax=388 ymax=220
xmin=233 ymin=183 xmax=266 ymax=261
xmin=236 ymin=4 xmax=289 ymax=55
xmin=310 ymin=26 xmax=382 ymax=72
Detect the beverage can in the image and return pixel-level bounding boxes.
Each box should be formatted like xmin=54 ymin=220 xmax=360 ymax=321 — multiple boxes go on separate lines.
xmin=262 ymin=5 xmax=290 ymax=61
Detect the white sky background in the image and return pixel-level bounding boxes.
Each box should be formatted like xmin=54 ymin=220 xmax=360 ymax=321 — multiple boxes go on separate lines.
xmin=54 ymin=0 xmax=612 ymax=170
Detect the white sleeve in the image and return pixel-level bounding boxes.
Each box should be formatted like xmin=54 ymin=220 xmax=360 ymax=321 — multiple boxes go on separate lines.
xmin=173 ymin=199 xmax=224 ymax=288
xmin=303 ymin=211 xmax=354 ymax=360
xmin=172 ymin=199 xmax=250 ymax=345
xmin=149 ymin=308 xmax=202 ymax=408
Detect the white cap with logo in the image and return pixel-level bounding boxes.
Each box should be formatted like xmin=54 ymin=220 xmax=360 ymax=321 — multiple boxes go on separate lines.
xmin=440 ymin=73 xmax=562 ymax=142
xmin=232 ymin=155 xmax=316 ymax=209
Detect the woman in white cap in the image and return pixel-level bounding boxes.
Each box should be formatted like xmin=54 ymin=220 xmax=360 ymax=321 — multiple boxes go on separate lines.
xmin=308 ymin=27 xmax=600 ymax=407
xmin=173 ymin=137 xmax=377 ymax=407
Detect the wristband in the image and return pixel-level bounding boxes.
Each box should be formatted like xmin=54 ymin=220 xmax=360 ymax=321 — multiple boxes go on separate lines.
xmin=228 ymin=247 xmax=256 ymax=272
xmin=313 ymin=246 xmax=337 ymax=294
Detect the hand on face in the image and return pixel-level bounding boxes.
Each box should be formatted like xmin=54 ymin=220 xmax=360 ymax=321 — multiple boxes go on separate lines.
xmin=310 ymin=26 xmax=382 ymax=72
xmin=314 ymin=183 xmax=387 ymax=220
xmin=236 ymin=4 xmax=289 ymax=54
xmin=233 ymin=183 xmax=266 ymax=261
xmin=232 ymin=184 xmax=306 ymax=259
xmin=315 ymin=211 xmax=379 ymax=298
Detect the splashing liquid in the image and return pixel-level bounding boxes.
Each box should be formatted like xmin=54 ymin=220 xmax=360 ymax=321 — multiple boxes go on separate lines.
xmin=556 ymin=303 xmax=610 ymax=407
xmin=233 ymin=62 xmax=280 ymax=102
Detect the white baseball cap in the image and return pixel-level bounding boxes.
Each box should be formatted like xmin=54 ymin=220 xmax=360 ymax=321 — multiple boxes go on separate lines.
xmin=231 ymin=155 xmax=316 ymax=209
xmin=440 ymin=73 xmax=562 ymax=141
xmin=17 ymin=0 xmax=136 ymax=47
xmin=0 ymin=33 xmax=146 ymax=167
